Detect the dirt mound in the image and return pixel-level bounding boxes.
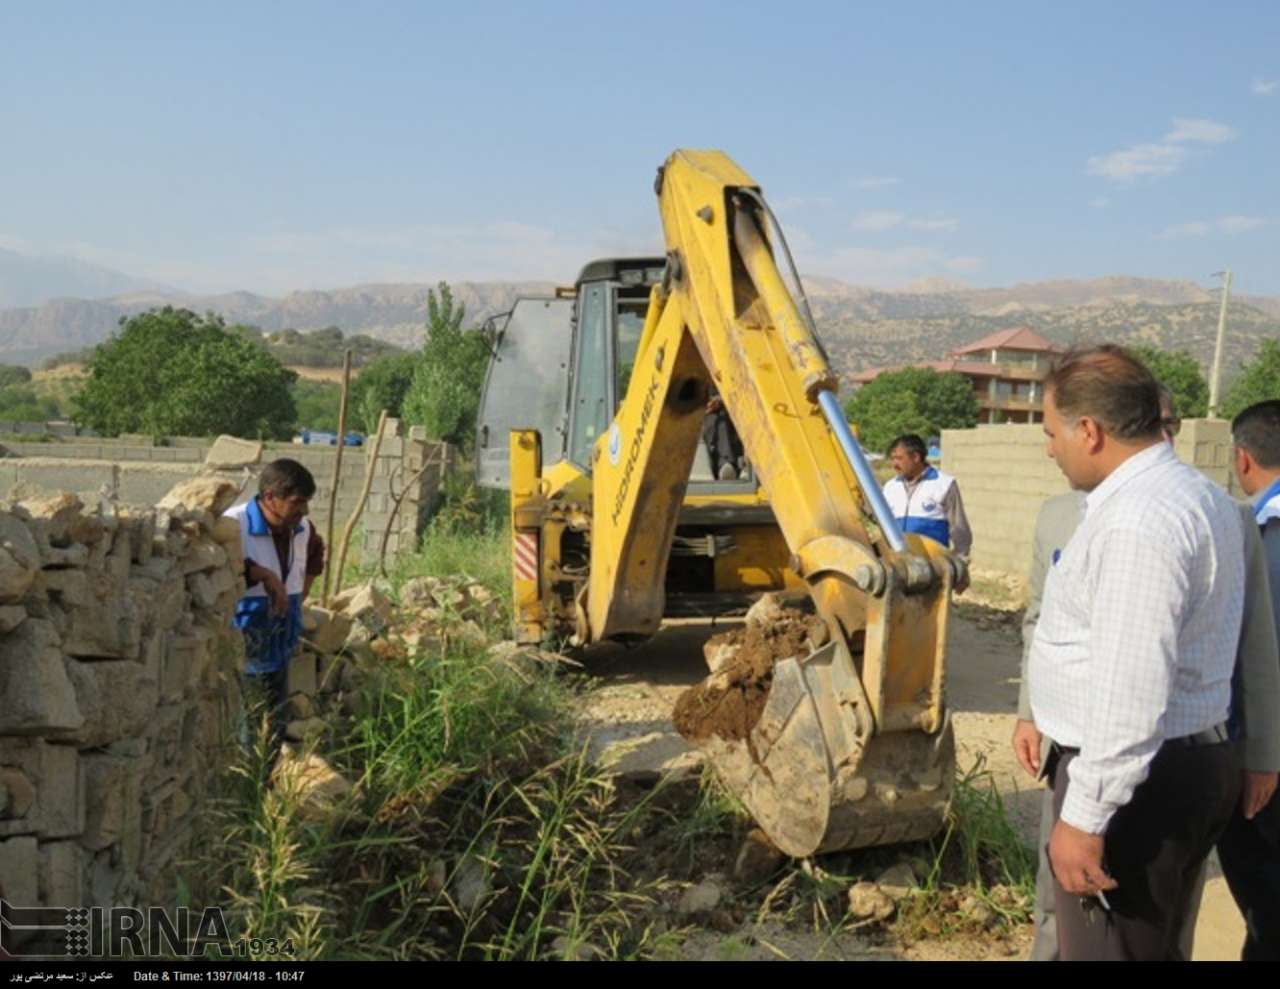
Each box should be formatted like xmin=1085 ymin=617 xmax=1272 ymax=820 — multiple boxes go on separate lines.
xmin=672 ymin=609 xmax=827 ymax=744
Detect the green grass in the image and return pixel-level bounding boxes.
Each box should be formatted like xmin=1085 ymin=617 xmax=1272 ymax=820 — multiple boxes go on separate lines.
xmin=186 ymin=504 xmax=685 ymax=961
xmin=896 ymin=754 xmax=1036 ymax=938
xmin=667 ymin=767 xmax=750 ymax=873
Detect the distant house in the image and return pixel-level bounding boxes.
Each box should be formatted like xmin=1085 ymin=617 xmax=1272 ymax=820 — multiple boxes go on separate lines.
xmin=848 ymin=327 xmax=1063 ymax=424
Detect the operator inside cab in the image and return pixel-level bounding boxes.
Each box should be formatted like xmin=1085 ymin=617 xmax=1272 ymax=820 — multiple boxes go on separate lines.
xmin=882 ymin=434 xmax=972 ymax=587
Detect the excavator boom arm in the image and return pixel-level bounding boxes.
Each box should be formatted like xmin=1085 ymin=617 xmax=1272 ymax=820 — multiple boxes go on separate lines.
xmin=586 ymin=150 xmax=954 ymax=736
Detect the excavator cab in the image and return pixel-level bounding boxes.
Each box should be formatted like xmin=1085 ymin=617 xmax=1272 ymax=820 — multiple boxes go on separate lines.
xmin=477 ymin=259 xmax=798 ymax=615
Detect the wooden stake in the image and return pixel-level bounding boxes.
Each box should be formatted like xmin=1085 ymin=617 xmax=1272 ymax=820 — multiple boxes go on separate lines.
xmin=333 ymin=409 xmax=389 ymax=596
xmin=321 ymin=349 xmax=353 ymax=605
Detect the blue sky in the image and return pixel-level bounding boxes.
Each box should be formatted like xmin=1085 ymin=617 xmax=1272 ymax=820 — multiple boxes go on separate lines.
xmin=2 ymin=1 xmax=1277 ymax=295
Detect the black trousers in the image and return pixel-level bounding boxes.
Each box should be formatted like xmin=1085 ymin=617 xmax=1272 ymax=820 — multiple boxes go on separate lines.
xmin=239 ymin=666 xmax=290 ymax=781
xmin=1217 ymin=796 xmax=1280 ymax=960
xmin=701 ymin=409 xmax=742 ymax=477
xmin=1050 ymin=741 xmax=1241 ymax=960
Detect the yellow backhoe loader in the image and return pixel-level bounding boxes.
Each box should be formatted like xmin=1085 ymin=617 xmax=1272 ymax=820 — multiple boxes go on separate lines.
xmin=476 ymin=150 xmax=963 ymax=858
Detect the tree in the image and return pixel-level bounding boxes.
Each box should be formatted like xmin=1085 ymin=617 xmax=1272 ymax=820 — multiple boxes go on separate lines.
xmin=0 ymin=364 xmax=33 ymax=388
xmin=401 ymin=284 xmax=492 ymax=447
xmin=291 ymin=379 xmax=343 ymax=432
xmin=842 ymin=367 xmax=980 ymax=454
xmin=1222 ymin=340 xmax=1280 ymax=419
xmin=74 ymin=307 xmax=298 ymax=439
xmin=349 ymin=352 xmax=419 ymax=434
xmin=0 ymin=385 xmax=61 ymax=423
xmin=1129 ymin=345 xmax=1209 ymax=417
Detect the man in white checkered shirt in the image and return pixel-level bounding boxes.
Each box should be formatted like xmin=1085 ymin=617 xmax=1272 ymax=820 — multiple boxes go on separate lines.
xmin=1028 ymin=344 xmax=1245 ymax=960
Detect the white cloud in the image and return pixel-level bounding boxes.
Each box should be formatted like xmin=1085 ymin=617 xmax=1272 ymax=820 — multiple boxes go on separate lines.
xmin=1164 ymin=117 xmax=1238 ymax=144
xmin=1253 ymin=76 xmax=1277 ymax=96
xmin=850 ymin=211 xmax=958 ymax=233
xmin=0 ymin=233 xmax=39 ymax=254
xmin=1088 ymin=142 xmax=1186 ymax=180
xmin=1218 ymin=214 xmax=1267 ymax=233
xmin=851 ymin=176 xmax=902 ymax=189
xmin=8 ymin=220 xmax=663 ymax=296
xmin=1159 ymin=221 xmax=1212 ymax=239
xmin=910 ymin=217 xmax=960 ymax=232
xmin=851 ymin=210 xmax=905 ymax=231
xmin=797 ymin=243 xmax=982 ymax=288
xmin=1159 ymin=215 xmax=1268 ymax=239
xmin=1089 ymin=197 xmax=1111 ymax=209
xmin=1088 ymin=117 xmax=1238 ymax=182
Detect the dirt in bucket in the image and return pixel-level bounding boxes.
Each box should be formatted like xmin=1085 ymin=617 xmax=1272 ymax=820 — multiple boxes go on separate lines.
xmin=672 ymin=609 xmax=828 ymax=744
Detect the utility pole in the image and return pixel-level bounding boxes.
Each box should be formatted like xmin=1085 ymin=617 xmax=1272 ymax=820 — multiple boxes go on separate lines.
xmin=1208 ymin=269 xmax=1232 ymax=418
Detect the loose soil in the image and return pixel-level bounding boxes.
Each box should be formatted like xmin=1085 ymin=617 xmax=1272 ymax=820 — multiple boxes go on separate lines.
xmin=671 ymin=610 xmax=827 ymax=744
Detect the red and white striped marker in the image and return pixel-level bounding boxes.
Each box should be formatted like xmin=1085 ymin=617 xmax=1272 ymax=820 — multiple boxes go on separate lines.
xmin=514 ymin=532 xmax=538 ymax=582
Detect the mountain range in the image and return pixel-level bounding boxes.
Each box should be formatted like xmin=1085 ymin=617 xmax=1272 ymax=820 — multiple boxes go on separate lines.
xmin=1 ymin=248 xmax=1276 ymax=378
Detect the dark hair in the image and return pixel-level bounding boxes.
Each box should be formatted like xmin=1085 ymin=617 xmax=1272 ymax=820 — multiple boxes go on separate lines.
xmin=1232 ymin=399 xmax=1280 ymax=469
xmin=259 ymin=458 xmax=317 ymax=499
xmin=1044 ymin=345 xmax=1161 ymax=440
xmin=887 ymin=434 xmax=927 ymax=460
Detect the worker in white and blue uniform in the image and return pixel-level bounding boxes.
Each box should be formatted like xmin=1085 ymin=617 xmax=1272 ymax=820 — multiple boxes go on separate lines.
xmin=225 ymin=459 xmax=325 ymax=778
xmin=882 ymin=433 xmax=972 ymax=582
xmin=1220 ymin=398 xmax=1280 ymax=961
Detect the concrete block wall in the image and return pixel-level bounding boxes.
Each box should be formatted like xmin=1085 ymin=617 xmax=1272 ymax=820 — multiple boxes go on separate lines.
xmin=0 ymin=486 xmax=246 ymax=915
xmin=941 ymin=419 xmax=1241 ymax=579
xmin=1 ymin=425 xmax=451 ymax=566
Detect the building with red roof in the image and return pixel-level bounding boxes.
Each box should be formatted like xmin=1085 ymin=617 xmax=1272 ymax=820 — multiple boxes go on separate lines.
xmin=848 ymin=326 xmax=1063 ymax=424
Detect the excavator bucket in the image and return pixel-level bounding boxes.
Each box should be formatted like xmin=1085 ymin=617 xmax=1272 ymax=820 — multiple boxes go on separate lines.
xmin=674 ymin=590 xmax=955 ymax=858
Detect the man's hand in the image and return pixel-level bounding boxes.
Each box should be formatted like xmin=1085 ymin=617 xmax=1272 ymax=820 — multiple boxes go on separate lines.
xmin=261 ymin=572 xmax=288 ymax=616
xmin=1242 ymin=770 xmax=1278 ymax=820
xmin=954 ymin=569 xmax=970 ymax=595
xmin=1012 ymin=719 xmax=1042 ymax=778
xmin=1048 ymin=819 xmax=1117 ymax=897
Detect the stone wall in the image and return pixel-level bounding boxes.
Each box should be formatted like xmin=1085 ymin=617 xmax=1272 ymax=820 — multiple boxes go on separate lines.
xmin=0 ymin=478 xmax=248 ymax=915
xmin=941 ymin=419 xmax=1241 ymax=578
xmin=0 ymin=420 xmax=453 ymax=565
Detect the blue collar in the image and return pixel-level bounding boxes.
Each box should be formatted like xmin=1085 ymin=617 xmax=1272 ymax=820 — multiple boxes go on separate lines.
xmin=893 ymin=465 xmax=938 ymax=486
xmin=1255 ymin=476 xmax=1280 ymax=521
xmin=247 ymin=496 xmax=305 ymax=537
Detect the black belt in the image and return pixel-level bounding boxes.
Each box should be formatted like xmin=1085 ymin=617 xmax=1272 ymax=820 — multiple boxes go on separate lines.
xmin=1052 ymin=722 xmax=1229 ymax=758
xmin=1167 ymin=723 xmax=1230 ymax=747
